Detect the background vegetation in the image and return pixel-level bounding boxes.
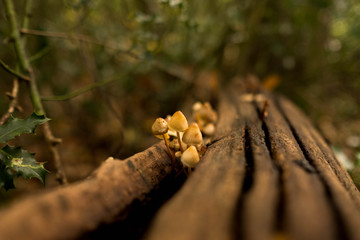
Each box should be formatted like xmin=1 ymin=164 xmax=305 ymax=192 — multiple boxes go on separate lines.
xmin=0 ymin=0 xmax=359 ymax=197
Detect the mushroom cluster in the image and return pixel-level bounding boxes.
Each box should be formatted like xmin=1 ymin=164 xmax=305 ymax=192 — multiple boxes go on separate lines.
xmin=151 ymin=104 xmax=217 ymax=175
xmin=192 ymin=101 xmax=218 ymax=144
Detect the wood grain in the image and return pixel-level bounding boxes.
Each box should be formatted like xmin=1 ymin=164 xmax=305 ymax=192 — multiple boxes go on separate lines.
xmin=0 ymin=76 xmax=359 ymax=240
xmin=144 ymin=77 xmax=360 ymax=240
xmin=0 ymin=143 xmax=174 ymax=240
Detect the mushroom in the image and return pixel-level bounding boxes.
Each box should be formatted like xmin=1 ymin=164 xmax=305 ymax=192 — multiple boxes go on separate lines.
xmin=169 ymin=139 xmax=187 ymax=152
xmin=193 ymin=102 xmax=217 ymax=131
xmin=175 ymin=151 xmax=182 ymax=159
xmin=181 ymin=145 xmax=200 ymax=174
xmin=152 ymin=117 xmax=174 ymax=166
xmin=198 ymin=102 xmax=217 ymax=124
xmin=168 ymin=111 xmax=188 ymax=153
xmin=202 ymin=123 xmax=215 ymax=136
xmin=182 ymin=123 xmax=203 ymax=151
xmin=192 ymin=101 xmax=203 ymax=112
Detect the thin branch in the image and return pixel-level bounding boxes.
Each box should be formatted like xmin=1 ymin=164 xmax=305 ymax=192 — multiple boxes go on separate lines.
xmin=0 ymin=58 xmax=31 ymax=81
xmin=41 ymin=76 xmax=120 ymax=101
xmin=29 ymin=46 xmax=51 ymax=62
xmin=20 ymin=28 xmax=139 ymax=59
xmin=21 ymin=0 xmax=32 ymax=46
xmin=20 ymin=29 xmax=194 ymax=82
xmin=0 ymin=78 xmax=19 ymax=125
xmin=0 ymin=0 xmax=32 ymax=124
xmin=21 ymin=28 xmax=104 ymax=45
xmin=3 ymin=0 xmax=67 ymax=184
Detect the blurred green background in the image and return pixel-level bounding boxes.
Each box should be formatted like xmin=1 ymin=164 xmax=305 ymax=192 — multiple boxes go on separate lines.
xmin=0 ymin=0 xmax=359 ymax=191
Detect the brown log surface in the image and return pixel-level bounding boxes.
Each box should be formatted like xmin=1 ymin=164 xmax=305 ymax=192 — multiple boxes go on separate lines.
xmin=0 ymin=143 xmax=175 ymax=240
xmin=144 ymin=77 xmax=360 ymax=240
xmin=0 ymin=77 xmax=359 ymax=240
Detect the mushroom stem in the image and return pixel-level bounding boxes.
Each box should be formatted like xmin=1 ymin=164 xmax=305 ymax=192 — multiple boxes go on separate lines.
xmin=163 ymin=134 xmax=175 ymax=167
xmin=176 ymin=131 xmax=184 ymax=153
xmin=188 ymin=167 xmax=192 ymax=175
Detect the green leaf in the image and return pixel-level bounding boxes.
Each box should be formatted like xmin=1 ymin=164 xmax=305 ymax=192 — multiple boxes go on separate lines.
xmin=0 ymin=146 xmax=49 ymax=185
xmin=0 ymin=165 xmax=15 ymax=191
xmin=0 ymin=113 xmax=50 ymax=143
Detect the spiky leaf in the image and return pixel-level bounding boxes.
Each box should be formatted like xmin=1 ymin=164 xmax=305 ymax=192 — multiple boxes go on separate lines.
xmin=0 ymin=113 xmax=50 ymax=143
xmin=0 ymin=165 xmax=15 ymax=190
xmin=0 ymin=145 xmax=48 ymax=185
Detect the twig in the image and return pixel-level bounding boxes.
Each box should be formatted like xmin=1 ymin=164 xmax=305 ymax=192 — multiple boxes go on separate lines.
xmin=21 ymin=29 xmax=193 ymax=82
xmin=42 ymin=122 xmax=66 ymax=184
xmin=41 ymin=77 xmax=117 ymax=101
xmin=21 ymin=0 xmax=32 ymax=47
xmin=29 ymin=46 xmax=51 ymax=62
xmin=21 ymin=28 xmax=104 ymax=45
xmin=0 ymin=58 xmax=31 ymax=81
xmin=0 ymin=0 xmax=32 ymax=124
xmin=20 ymin=28 xmax=139 ymax=58
xmin=0 ymin=78 xmax=19 ymax=125
xmin=3 ymin=0 xmax=67 ymax=184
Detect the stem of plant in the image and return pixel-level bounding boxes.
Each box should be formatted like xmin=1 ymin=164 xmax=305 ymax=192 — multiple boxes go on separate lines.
xmin=0 ymin=59 xmax=31 ymax=82
xmin=163 ymin=134 xmax=175 ymax=167
xmin=0 ymin=78 xmax=19 ymax=125
xmin=176 ymin=131 xmax=184 ymax=153
xmin=3 ymin=0 xmax=67 ymax=184
xmin=22 ymin=0 xmax=32 ymax=47
xmin=41 ymin=76 xmax=119 ymax=101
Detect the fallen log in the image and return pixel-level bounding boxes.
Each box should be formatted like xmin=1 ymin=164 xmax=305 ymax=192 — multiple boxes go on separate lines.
xmin=0 ymin=143 xmax=178 ymax=240
xmin=144 ymin=77 xmax=360 ymax=240
xmin=0 ymin=77 xmax=359 ymax=240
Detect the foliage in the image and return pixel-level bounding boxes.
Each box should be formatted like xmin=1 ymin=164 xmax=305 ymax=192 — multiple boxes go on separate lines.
xmin=0 ymin=0 xmax=359 ymax=186
xmin=0 ymin=113 xmax=49 ymax=190
xmin=0 ymin=113 xmax=49 ymax=143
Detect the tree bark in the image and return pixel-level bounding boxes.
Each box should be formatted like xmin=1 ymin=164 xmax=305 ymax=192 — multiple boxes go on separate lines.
xmin=0 ymin=143 xmax=175 ymax=240
xmin=144 ymin=76 xmax=360 ymax=240
xmin=0 ymin=76 xmax=359 ymax=240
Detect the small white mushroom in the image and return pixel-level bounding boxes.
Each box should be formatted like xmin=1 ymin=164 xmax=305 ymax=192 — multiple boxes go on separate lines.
xmin=202 ymin=123 xmax=215 ymax=136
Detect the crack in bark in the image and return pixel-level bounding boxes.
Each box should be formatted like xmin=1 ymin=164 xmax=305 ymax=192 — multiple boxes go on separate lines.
xmin=275 ymin=98 xmax=348 ymax=240
xmin=234 ymin=126 xmax=252 ymax=240
xmin=243 ymin=126 xmax=255 ymax=193
xmin=253 ymin=100 xmax=286 ymax=235
xmin=260 ymin=118 xmax=286 ymax=235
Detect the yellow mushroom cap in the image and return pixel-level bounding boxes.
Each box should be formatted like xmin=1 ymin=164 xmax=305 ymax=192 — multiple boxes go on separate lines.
xmin=165 ymin=115 xmax=171 ymax=122
xmin=182 ymin=123 xmax=203 ymax=146
xmin=192 ymin=101 xmax=203 ymax=112
xmin=175 ymin=151 xmax=182 ymax=159
xmin=202 ymin=123 xmax=215 ymax=136
xmin=167 ymin=129 xmax=178 ymax=138
xmin=168 ymin=111 xmax=188 ymax=132
xmin=181 ymin=146 xmax=200 ymax=168
xmin=152 ymin=118 xmax=169 ymax=135
xmin=154 ymin=133 xmax=170 ymax=140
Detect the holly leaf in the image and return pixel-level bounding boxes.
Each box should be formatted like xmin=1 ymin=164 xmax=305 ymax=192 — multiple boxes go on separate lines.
xmin=0 ymin=165 xmax=15 ymax=191
xmin=0 ymin=113 xmax=50 ymax=143
xmin=0 ymin=145 xmax=49 ymax=185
